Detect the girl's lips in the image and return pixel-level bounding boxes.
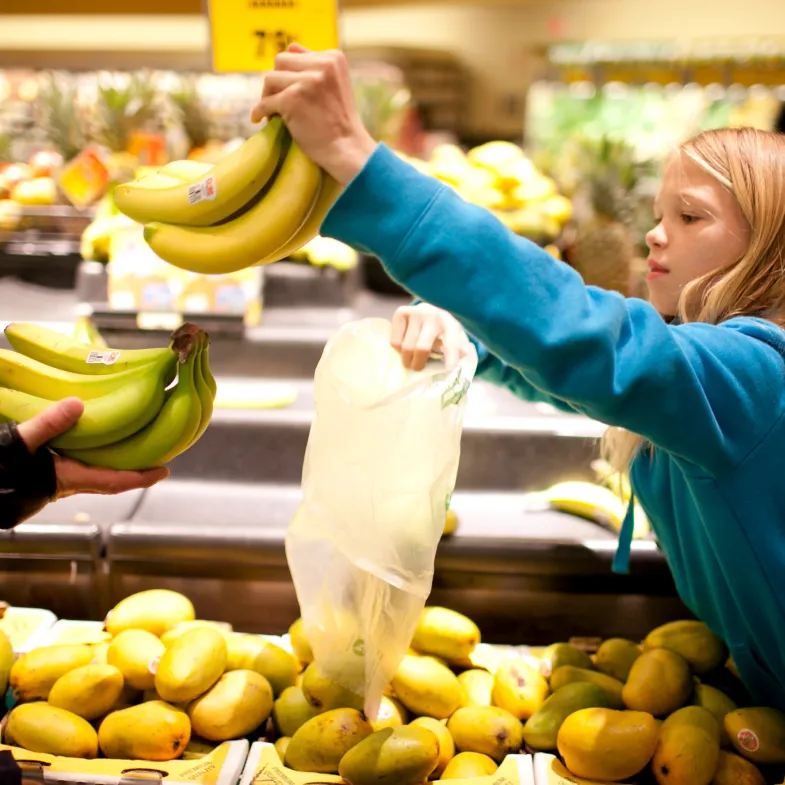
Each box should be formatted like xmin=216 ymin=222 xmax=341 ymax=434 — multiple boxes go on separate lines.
xmin=647 ymin=259 xmax=668 ymax=280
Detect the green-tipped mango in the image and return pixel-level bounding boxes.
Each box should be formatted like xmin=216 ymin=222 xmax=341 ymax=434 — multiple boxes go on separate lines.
xmin=550 ymin=665 xmax=624 ymax=709
xmin=339 ymin=726 xmax=440 ymax=785
xmin=523 ymin=681 xmax=612 ymax=751
xmin=285 ymin=708 xmax=373 ymax=773
xmin=540 ymin=643 xmax=593 ymax=678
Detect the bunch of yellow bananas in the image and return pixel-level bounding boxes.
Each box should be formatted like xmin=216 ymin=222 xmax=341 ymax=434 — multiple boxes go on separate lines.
xmin=0 ymin=322 xmax=215 ymax=470
xmin=113 ymin=118 xmax=342 ymax=275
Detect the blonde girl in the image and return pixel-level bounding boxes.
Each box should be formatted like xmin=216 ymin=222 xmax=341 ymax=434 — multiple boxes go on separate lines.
xmin=253 ymin=47 xmax=785 ymax=708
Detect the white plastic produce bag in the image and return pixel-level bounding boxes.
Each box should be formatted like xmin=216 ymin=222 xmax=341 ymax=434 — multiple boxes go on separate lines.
xmin=286 ymin=317 xmax=477 ymax=720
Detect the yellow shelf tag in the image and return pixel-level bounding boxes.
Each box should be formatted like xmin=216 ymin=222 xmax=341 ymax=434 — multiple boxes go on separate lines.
xmin=206 ymin=0 xmax=340 ymax=74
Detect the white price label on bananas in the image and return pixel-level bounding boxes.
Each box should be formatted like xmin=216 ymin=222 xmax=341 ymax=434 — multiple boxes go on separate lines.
xmin=206 ymin=0 xmax=339 ymax=73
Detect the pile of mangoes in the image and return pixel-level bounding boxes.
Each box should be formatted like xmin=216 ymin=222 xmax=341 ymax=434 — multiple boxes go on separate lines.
xmin=2 ymin=589 xmax=784 ymax=785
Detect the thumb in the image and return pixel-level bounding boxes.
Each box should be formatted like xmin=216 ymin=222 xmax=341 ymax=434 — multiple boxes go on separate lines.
xmin=17 ymin=397 xmax=84 ymax=452
xmin=250 ymin=95 xmax=282 ymax=124
xmin=287 ymin=42 xmax=310 ymax=53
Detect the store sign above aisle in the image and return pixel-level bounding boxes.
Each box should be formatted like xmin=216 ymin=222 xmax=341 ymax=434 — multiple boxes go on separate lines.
xmin=206 ymin=0 xmax=340 ymax=73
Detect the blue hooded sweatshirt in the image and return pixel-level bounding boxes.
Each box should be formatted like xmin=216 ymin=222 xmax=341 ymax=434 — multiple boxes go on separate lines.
xmin=322 ymin=143 xmax=785 ymax=709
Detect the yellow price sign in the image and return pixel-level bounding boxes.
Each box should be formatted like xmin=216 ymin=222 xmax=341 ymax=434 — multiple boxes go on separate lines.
xmin=206 ymin=0 xmax=340 ymax=74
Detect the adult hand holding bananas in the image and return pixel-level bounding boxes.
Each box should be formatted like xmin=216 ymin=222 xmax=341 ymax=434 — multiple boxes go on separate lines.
xmin=250 ymin=44 xmax=378 ymax=186
xmin=0 ymin=322 xmax=216 ymax=494
xmin=18 ymin=398 xmax=169 ymax=500
xmin=391 ymin=304 xmax=475 ymax=372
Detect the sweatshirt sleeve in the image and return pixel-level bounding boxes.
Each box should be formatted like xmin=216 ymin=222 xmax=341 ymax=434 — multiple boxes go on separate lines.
xmin=322 ymin=144 xmax=785 ymax=475
xmin=473 ymin=338 xmax=580 ymax=414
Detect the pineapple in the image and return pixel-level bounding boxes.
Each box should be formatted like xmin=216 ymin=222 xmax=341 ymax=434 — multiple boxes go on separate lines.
xmin=89 ymin=73 xmax=158 ymax=154
xmin=169 ymin=78 xmax=211 ymax=155
xmin=37 ymin=72 xmax=87 ymax=161
xmin=569 ymin=136 xmax=643 ymax=297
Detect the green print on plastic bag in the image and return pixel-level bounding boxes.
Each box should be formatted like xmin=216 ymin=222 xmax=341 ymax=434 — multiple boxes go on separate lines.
xmin=441 ymin=369 xmax=470 ymax=409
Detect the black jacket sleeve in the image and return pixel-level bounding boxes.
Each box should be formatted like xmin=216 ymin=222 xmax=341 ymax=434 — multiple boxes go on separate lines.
xmin=0 ymin=751 xmax=22 ymax=785
xmin=0 ymin=422 xmax=57 ymax=530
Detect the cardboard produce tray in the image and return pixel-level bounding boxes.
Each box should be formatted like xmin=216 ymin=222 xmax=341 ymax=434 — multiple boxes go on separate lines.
xmin=1 ymin=740 xmax=248 ymax=785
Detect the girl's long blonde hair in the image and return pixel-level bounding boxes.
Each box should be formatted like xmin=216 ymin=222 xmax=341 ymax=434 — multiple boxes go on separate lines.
xmin=602 ymin=127 xmax=785 ymax=471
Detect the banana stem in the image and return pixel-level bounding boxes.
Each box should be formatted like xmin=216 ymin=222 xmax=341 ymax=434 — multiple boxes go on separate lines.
xmin=169 ymin=323 xmax=205 ymax=364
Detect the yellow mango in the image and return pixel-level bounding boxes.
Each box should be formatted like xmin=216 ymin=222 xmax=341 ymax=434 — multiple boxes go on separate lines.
xmin=98 ymin=700 xmax=191 ymax=761
xmin=188 ymin=669 xmax=273 ymax=741
xmin=369 ymin=694 xmax=409 ymax=730
xmin=48 ymin=664 xmax=124 ymax=720
xmin=492 ymin=657 xmax=550 ymax=719
xmin=181 ymin=737 xmax=218 ymax=760
xmin=288 ymin=618 xmax=313 ymax=665
xmin=441 ymin=751 xmax=498 ymax=779
xmin=105 ymin=589 xmax=195 ymax=637
xmin=410 ymin=716 xmax=455 ymax=777
xmin=391 ymin=654 xmax=463 ymax=719
xmin=692 ymin=683 xmax=737 ymax=747
xmin=594 ymin=638 xmax=641 ymax=682
xmin=557 ymin=707 xmax=658 ymax=782
xmin=0 ymin=630 xmax=13 ymax=696
xmin=155 ymin=626 xmax=226 ymax=704
xmin=446 ymin=706 xmax=523 ymax=763
xmin=225 ymin=634 xmax=298 ymax=696
xmin=338 ymin=726 xmax=440 ymax=785
xmin=10 ymin=643 xmax=93 ymax=700
xmin=272 ymin=685 xmax=322 ymax=737
xmin=652 ymin=705 xmax=721 ymax=785
xmin=411 ymin=607 xmax=480 ymax=664
xmin=711 ymin=749 xmax=766 ymax=785
xmin=107 ymin=628 xmax=165 ymax=691
xmin=160 ymin=620 xmax=232 ymax=648
xmin=540 ymin=643 xmax=594 ymax=678
xmin=91 ymin=641 xmax=110 ymax=665
xmin=622 ymin=648 xmax=692 ymax=717
xmin=458 ymin=668 xmax=494 ymax=707
xmin=550 ymin=665 xmax=624 ymax=709
xmin=300 ymin=660 xmax=364 ymax=712
xmin=724 ymin=706 xmax=785 ymax=764
xmin=274 ymin=736 xmax=291 ymax=761
xmin=285 ymin=708 xmax=373 ymax=773
xmin=6 ymin=702 xmax=98 ymax=758
xmin=644 ymin=620 xmax=727 ymax=674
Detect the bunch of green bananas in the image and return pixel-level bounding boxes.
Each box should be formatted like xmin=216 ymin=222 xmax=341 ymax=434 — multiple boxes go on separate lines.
xmin=0 ymin=322 xmax=215 ymax=471
xmin=112 ymin=117 xmax=343 ymax=275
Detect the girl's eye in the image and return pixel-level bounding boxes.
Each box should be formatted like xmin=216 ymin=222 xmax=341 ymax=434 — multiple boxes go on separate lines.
xmin=680 ymin=213 xmax=699 ymax=225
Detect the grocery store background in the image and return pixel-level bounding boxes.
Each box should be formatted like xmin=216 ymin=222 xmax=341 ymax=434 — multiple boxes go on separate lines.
xmin=1 ymin=0 xmax=784 ymax=643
